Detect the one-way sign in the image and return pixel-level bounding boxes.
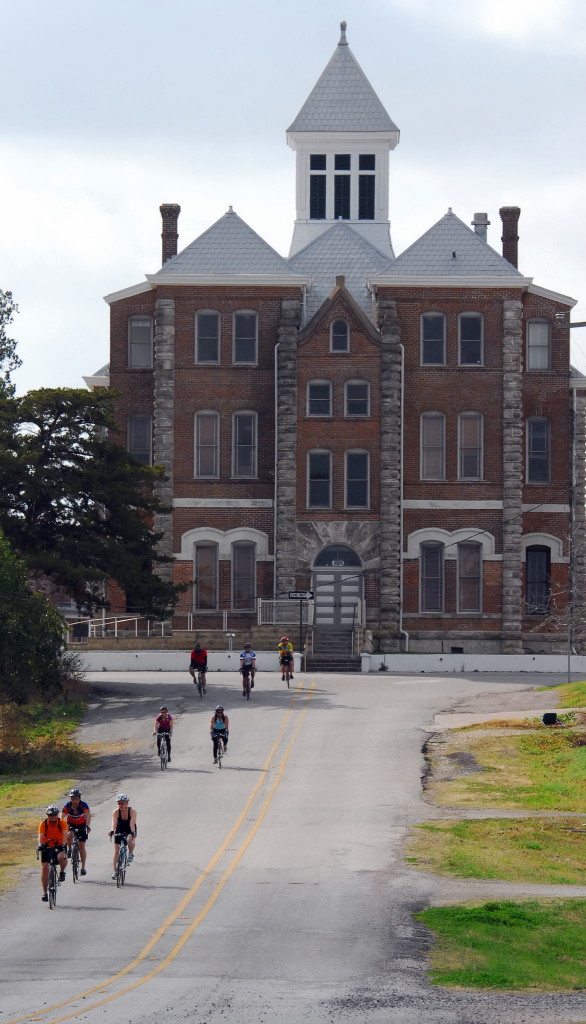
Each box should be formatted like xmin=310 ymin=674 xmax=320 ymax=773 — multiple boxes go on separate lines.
xmin=288 ymin=590 xmax=314 ymax=600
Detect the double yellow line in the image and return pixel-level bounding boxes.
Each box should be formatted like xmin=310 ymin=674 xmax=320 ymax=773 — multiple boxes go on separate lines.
xmin=8 ymin=682 xmax=315 ymax=1024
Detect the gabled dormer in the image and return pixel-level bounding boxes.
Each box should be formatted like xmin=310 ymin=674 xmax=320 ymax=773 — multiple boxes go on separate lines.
xmin=287 ymin=22 xmax=399 ymax=259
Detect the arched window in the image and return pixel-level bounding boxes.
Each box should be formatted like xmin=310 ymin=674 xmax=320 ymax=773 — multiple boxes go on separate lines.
xmin=194 ymin=411 xmax=220 ymax=478
xmin=345 ymin=450 xmax=369 ymax=508
xmin=314 ymin=545 xmax=362 ymax=568
xmin=525 ymin=546 xmax=551 ymax=614
xmin=307 ymin=450 xmax=331 ymax=508
xmin=331 ymin=319 xmax=349 ymax=352
xmin=457 ymin=542 xmax=482 ymax=612
xmin=420 ymin=542 xmax=444 ymax=612
xmin=232 ymin=541 xmax=256 ymax=610
xmin=232 ymin=411 xmax=257 ymax=478
xmin=194 ymin=543 xmax=218 ymax=610
xmin=458 ymin=412 xmax=483 ymax=479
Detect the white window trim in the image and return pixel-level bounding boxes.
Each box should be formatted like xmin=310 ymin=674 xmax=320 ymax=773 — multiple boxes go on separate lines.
xmin=344 ymin=449 xmax=370 ymax=509
xmin=456 ymin=541 xmax=483 ymax=614
xmin=194 ymin=410 xmax=220 ymax=479
xmin=406 ymin=528 xmax=497 ymax=560
xmin=232 ymin=310 xmax=258 ymax=365
xmin=419 ymin=541 xmax=445 ymax=613
xmin=344 ymin=379 xmax=370 ymax=417
xmin=420 ymin=312 xmax=446 ymax=366
xmin=177 ymin=527 xmax=270 ymax=561
xmin=127 ymin=315 xmax=153 ymax=369
xmin=458 ymin=312 xmax=484 ymax=366
xmin=458 ymin=411 xmax=484 ymax=480
xmin=526 ymin=319 xmax=551 ymax=371
xmin=521 ymin=534 xmax=567 ymax=563
xmin=307 ymin=449 xmax=332 ymax=509
xmin=232 ymin=410 xmax=258 ymax=478
xmin=526 ymin=416 xmax=551 ymax=483
xmin=420 ymin=411 xmax=446 ymax=480
xmin=330 ymin=318 xmax=350 ymax=353
xmin=307 ymin=379 xmax=332 ymax=417
xmin=195 ymin=310 xmax=220 ymax=364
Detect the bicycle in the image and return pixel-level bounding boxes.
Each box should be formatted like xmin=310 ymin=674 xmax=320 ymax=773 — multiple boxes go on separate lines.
xmin=282 ymin=660 xmax=292 ymax=688
xmin=111 ymin=834 xmax=129 ymax=887
xmin=196 ymin=669 xmax=205 ymax=698
xmin=69 ymin=830 xmax=81 ymax=883
xmin=156 ymin=730 xmax=170 ymax=770
xmin=37 ymin=846 xmax=60 ymax=909
xmin=241 ymin=667 xmax=252 ymax=700
xmin=213 ymin=733 xmax=225 ymax=769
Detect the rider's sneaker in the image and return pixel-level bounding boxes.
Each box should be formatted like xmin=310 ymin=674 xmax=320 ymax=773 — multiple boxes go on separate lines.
xmin=250 ymin=680 xmax=254 ymax=688
xmin=111 ymin=872 xmax=117 ymax=880
xmin=80 ymin=868 xmax=87 ymax=876
xmin=167 ymin=757 xmax=171 ymax=762
xmin=59 ymin=871 xmax=66 ymax=882
xmin=128 ymin=853 xmax=134 ymax=863
xmin=281 ymin=675 xmax=285 ymax=681
xmin=213 ymin=757 xmax=218 ymax=763
xmin=242 ymin=691 xmax=246 ymax=697
xmin=41 ymin=893 xmax=48 ymax=902
xmin=290 ymin=674 xmax=294 ymax=679
xmin=203 ymin=688 xmax=207 ymax=693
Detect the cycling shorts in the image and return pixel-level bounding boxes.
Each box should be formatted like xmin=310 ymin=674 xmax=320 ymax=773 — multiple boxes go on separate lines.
xmin=279 ymin=654 xmax=293 ymax=664
xmin=69 ymin=825 xmax=89 ymax=843
xmin=40 ymin=845 xmax=65 ymax=863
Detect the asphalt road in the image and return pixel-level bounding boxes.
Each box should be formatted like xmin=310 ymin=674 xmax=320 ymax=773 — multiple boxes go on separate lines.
xmin=2 ymin=669 xmax=586 ymax=1024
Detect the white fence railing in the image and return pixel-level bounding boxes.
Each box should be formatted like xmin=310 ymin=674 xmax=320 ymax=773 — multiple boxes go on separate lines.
xmin=66 ymin=616 xmax=171 ymax=642
xmin=257 ymin=599 xmax=314 ymax=626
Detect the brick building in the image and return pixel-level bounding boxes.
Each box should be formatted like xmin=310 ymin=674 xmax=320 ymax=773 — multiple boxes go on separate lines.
xmin=97 ymin=23 xmax=586 ymax=657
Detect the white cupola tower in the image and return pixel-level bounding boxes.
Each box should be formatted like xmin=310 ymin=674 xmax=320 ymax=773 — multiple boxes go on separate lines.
xmin=287 ymin=22 xmax=400 ymax=257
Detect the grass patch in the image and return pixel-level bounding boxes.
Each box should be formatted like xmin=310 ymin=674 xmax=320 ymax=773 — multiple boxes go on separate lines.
xmin=538 ymin=680 xmax=586 ymax=710
xmin=406 ymin=818 xmax=586 ymax=885
xmin=0 ymin=776 xmax=76 ymax=898
xmin=416 ymin=899 xmax=586 ymax=990
xmin=427 ymin=728 xmax=586 ymax=810
xmin=0 ymin=693 xmax=93 ymax=774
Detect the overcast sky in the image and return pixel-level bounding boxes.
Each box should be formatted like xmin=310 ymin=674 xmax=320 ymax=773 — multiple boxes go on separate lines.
xmin=2 ymin=0 xmax=585 ymax=393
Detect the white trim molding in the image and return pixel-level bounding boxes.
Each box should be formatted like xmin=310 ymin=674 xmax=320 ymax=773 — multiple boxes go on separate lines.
xmin=521 ymin=503 xmax=570 ymax=513
xmin=173 ymin=498 xmax=273 ymax=508
xmin=177 ymin=526 xmax=272 ymax=561
xmin=404 ymin=499 xmax=503 ymax=510
xmin=370 ymin=275 xmax=533 ymax=290
xmin=521 ymin=533 xmax=568 ymax=564
xmin=103 ymin=281 xmax=153 ymax=305
xmin=145 ymin=273 xmax=310 ymax=288
xmin=405 ymin=527 xmax=499 ymax=560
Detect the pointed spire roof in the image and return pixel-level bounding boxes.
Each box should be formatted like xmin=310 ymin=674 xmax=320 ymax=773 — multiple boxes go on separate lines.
xmin=150 ymin=208 xmax=302 ymax=280
xmin=388 ymin=210 xmax=525 ymax=277
xmin=287 ymin=23 xmax=398 ymax=134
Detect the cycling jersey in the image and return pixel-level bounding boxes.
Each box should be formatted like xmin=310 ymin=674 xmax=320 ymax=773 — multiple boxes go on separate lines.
xmin=240 ymin=649 xmax=256 ymax=665
xmin=115 ymin=808 xmax=134 ymax=836
xmin=155 ymin=713 xmax=173 ymax=732
xmin=278 ymin=642 xmax=293 ymax=659
xmin=190 ymin=649 xmax=208 ymax=668
xmin=210 ymin=714 xmax=229 ymax=732
xmin=62 ymin=800 xmax=90 ymax=827
xmin=38 ymin=818 xmax=67 ymax=847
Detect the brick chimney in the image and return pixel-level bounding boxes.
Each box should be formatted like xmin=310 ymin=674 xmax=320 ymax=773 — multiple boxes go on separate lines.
xmin=499 ymin=206 xmax=520 ymax=268
xmin=160 ymin=203 xmax=181 ymax=264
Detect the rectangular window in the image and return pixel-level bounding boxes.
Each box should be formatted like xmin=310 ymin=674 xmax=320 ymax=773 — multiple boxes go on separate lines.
xmin=527 ymin=418 xmax=550 ymax=482
xmin=334 ymin=175 xmax=350 ymax=220
xmin=358 ymin=175 xmax=375 ymax=219
xmin=127 ymin=415 xmax=152 ymax=465
xmin=310 ymin=175 xmax=326 ymax=219
xmin=345 ymin=452 xmax=369 ymax=508
xmin=458 ymin=543 xmax=482 ymax=612
xmin=421 ymin=314 xmax=445 ymax=365
xmin=526 ymin=547 xmax=550 ymax=613
xmin=194 ymin=544 xmax=218 ymax=610
xmin=459 ymin=413 xmax=483 ymax=479
xmin=345 ymin=382 xmax=370 ymax=417
xmin=232 ymin=542 xmax=256 ymax=610
xmin=421 ymin=543 xmax=444 ymax=612
xmin=310 ymin=154 xmax=327 ymax=170
xmin=331 ymin=318 xmax=349 ymax=352
xmin=128 ymin=317 xmax=153 ymax=368
xmin=196 ymin=312 xmax=219 ymax=363
xmin=308 ymin=382 xmax=332 ymax=416
xmin=527 ymin=321 xmax=550 ymax=370
xmin=195 ymin=412 xmax=219 ymax=478
xmin=421 ymin=413 xmax=445 ymax=480
xmin=233 ymin=312 xmax=257 ymax=363
xmin=334 ymin=154 xmax=351 ymax=170
xmin=359 ymin=154 xmax=375 ymax=171
xmin=459 ymin=314 xmax=483 ymax=365
xmin=308 ymin=451 xmax=331 ymax=508
xmin=233 ymin=412 xmax=257 ymax=477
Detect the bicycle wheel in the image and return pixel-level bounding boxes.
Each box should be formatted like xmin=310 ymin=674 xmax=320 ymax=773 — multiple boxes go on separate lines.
xmin=116 ymin=845 xmax=127 ymax=887
xmin=286 ymin=666 xmax=290 ymax=688
xmin=217 ymin=740 xmax=223 ymax=768
xmin=48 ymin=862 xmax=58 ymax=909
xmin=197 ymin=672 xmax=203 ymax=697
xmin=244 ymin=675 xmax=251 ymax=700
xmin=71 ymin=841 xmax=80 ymax=883
xmin=160 ymin=739 xmax=168 ymax=770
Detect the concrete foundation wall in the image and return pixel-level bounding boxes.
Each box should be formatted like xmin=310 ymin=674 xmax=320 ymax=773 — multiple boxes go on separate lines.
xmin=78 ymin=651 xmax=301 ymax=673
xmin=362 ymin=653 xmax=586 ymax=674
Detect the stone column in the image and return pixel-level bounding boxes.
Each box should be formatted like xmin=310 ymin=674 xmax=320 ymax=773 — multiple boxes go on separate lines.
xmin=274 ymin=299 xmax=301 ymax=596
xmin=501 ymin=299 xmax=524 ymax=653
xmin=377 ymin=299 xmax=403 ymax=651
xmin=571 ymin=392 xmax=586 ymax=652
xmin=153 ymin=297 xmax=175 ymax=584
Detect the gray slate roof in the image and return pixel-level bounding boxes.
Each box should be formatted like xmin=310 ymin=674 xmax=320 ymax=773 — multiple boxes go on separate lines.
xmin=287 ymin=28 xmax=398 ymax=134
xmin=289 ymin=221 xmax=393 ymax=320
xmin=389 ymin=210 xmax=523 ymax=277
xmin=153 ymin=209 xmax=298 ymax=278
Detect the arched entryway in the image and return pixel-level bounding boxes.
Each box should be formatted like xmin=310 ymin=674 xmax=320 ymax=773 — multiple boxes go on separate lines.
xmin=312 ymin=544 xmax=363 ymax=631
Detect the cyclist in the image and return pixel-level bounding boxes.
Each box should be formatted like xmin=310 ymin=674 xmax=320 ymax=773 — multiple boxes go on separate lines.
xmin=189 ymin=643 xmax=208 ymax=691
xmin=210 ymin=706 xmax=229 ymax=763
xmin=277 ymin=635 xmax=294 ymax=681
xmin=239 ymin=642 xmax=256 ymax=696
xmin=61 ymin=788 xmax=91 ymax=875
xmin=108 ymin=794 xmax=137 ymax=879
xmin=153 ymin=705 xmax=174 ymax=762
xmin=38 ymin=804 xmax=69 ymax=901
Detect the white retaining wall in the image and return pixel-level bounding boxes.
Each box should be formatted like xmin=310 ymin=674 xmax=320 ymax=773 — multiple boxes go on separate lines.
xmin=361 ymin=653 xmax=586 ymax=675
xmin=77 ymin=650 xmax=301 ymax=673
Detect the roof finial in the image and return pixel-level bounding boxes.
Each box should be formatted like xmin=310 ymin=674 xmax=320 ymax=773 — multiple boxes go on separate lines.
xmin=339 ymin=20 xmax=347 ymax=45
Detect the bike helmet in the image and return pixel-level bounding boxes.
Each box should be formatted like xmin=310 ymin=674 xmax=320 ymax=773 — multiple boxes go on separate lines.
xmin=281 ymin=636 xmax=289 ymax=641
xmin=215 ymin=705 xmax=224 ymax=713
xmin=194 ymin=643 xmax=201 ymax=651
xmin=160 ymin=705 xmax=168 ymax=712
xmin=244 ymin=642 xmax=251 ymax=648
xmin=46 ymin=805 xmax=60 ymax=816
xmin=69 ymin=788 xmax=82 ymax=798
xmin=116 ymin=793 xmax=129 ymax=803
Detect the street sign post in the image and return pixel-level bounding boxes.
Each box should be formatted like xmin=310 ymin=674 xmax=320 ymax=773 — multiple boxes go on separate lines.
xmin=288 ymin=591 xmax=314 ymax=656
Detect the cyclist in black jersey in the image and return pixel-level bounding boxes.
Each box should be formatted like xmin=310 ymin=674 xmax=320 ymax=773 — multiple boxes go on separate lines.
xmin=108 ymin=794 xmax=137 ymax=879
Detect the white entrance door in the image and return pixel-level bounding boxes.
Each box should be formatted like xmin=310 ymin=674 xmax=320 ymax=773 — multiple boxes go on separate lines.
xmin=313 ymin=571 xmax=361 ymax=629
